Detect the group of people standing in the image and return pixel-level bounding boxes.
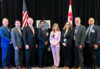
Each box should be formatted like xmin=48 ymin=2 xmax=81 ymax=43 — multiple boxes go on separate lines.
xmin=0 ymin=17 xmax=100 ymax=69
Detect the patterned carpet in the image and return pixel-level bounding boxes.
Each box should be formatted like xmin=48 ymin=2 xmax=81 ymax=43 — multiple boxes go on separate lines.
xmin=0 ymin=67 xmax=100 ymax=69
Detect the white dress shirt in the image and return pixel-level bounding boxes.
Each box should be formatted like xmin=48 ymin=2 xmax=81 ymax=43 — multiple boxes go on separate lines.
xmin=86 ymin=24 xmax=94 ymax=35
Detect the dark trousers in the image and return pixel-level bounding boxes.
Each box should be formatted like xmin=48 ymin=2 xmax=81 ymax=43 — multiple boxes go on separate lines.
xmin=0 ymin=47 xmax=1 ymax=67
xmin=62 ymin=45 xmax=72 ymax=67
xmin=84 ymin=43 xmax=91 ymax=66
xmin=15 ymin=48 xmax=24 ymax=67
xmin=97 ymin=45 xmax=100 ymax=66
xmin=90 ymin=47 xmax=97 ymax=67
xmin=25 ymin=47 xmax=35 ymax=67
xmin=74 ymin=45 xmax=83 ymax=67
xmin=85 ymin=43 xmax=97 ymax=67
xmin=1 ymin=47 xmax=12 ymax=67
xmin=86 ymin=43 xmax=97 ymax=67
xmin=38 ymin=46 xmax=47 ymax=66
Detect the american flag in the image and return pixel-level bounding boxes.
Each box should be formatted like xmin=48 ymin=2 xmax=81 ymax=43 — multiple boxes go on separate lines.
xmin=22 ymin=0 xmax=28 ymax=27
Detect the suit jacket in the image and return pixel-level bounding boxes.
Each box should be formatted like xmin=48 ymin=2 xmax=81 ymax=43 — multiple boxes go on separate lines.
xmin=50 ymin=31 xmax=61 ymax=47
xmin=38 ymin=28 xmax=49 ymax=48
xmin=0 ymin=26 xmax=11 ymax=48
xmin=61 ymin=29 xmax=73 ymax=46
xmin=74 ymin=25 xmax=86 ymax=47
xmin=11 ymin=27 xmax=23 ymax=48
xmin=86 ymin=25 xmax=100 ymax=46
xmin=23 ymin=25 xmax=37 ymax=47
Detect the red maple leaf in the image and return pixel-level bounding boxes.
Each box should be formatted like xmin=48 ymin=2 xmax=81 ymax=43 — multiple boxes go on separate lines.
xmin=68 ymin=12 xmax=72 ymax=21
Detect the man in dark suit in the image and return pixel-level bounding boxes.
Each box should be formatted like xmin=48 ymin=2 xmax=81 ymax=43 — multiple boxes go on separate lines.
xmin=73 ymin=17 xmax=86 ymax=69
xmin=85 ymin=18 xmax=100 ymax=69
xmin=97 ymin=39 xmax=100 ymax=67
xmin=23 ymin=17 xmax=37 ymax=69
xmin=37 ymin=20 xmax=49 ymax=68
xmin=0 ymin=37 xmax=1 ymax=67
xmin=0 ymin=18 xmax=13 ymax=69
xmin=11 ymin=20 xmax=24 ymax=69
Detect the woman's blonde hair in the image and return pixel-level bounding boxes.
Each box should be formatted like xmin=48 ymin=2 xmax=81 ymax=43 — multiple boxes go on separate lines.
xmin=63 ymin=21 xmax=72 ymax=30
xmin=52 ymin=23 xmax=60 ymax=32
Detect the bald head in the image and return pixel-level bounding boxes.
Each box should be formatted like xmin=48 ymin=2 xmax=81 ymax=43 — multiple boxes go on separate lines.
xmin=2 ymin=18 xmax=9 ymax=27
xmin=88 ymin=17 xmax=94 ymax=26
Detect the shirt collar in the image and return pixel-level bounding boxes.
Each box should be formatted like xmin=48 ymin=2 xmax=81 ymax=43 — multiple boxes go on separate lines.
xmin=76 ymin=24 xmax=80 ymax=28
xmin=42 ymin=28 xmax=45 ymax=30
xmin=89 ymin=24 xmax=94 ymax=28
xmin=16 ymin=27 xmax=20 ymax=29
xmin=29 ymin=25 xmax=33 ymax=28
xmin=3 ymin=25 xmax=7 ymax=28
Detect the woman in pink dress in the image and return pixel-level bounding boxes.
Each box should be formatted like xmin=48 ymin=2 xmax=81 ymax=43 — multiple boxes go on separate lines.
xmin=50 ymin=23 xmax=61 ymax=68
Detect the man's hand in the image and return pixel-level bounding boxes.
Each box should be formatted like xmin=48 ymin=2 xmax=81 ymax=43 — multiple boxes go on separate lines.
xmin=36 ymin=44 xmax=38 ymax=48
xmin=10 ymin=41 xmax=12 ymax=44
xmin=99 ymin=41 xmax=100 ymax=46
xmin=63 ymin=43 xmax=66 ymax=46
xmin=45 ymin=41 xmax=48 ymax=45
xmin=79 ymin=45 xmax=83 ymax=49
xmin=9 ymin=39 xmax=12 ymax=44
xmin=15 ymin=47 xmax=18 ymax=50
xmin=93 ymin=44 xmax=98 ymax=49
xmin=25 ymin=45 xmax=29 ymax=49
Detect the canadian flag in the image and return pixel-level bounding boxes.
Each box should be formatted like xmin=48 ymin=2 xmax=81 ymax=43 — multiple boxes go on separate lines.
xmin=68 ymin=0 xmax=73 ymax=25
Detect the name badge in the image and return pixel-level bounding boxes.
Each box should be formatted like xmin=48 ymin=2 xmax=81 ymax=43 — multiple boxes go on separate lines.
xmin=51 ymin=33 xmax=55 ymax=37
xmin=74 ymin=36 xmax=76 ymax=40
xmin=63 ymin=38 xmax=67 ymax=43
xmin=46 ymin=32 xmax=49 ymax=37
xmin=46 ymin=32 xmax=49 ymax=35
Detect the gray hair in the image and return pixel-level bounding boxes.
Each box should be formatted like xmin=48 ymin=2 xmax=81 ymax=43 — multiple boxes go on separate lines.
xmin=2 ymin=18 xmax=8 ymax=22
xmin=75 ymin=17 xmax=81 ymax=21
xmin=27 ymin=17 xmax=34 ymax=22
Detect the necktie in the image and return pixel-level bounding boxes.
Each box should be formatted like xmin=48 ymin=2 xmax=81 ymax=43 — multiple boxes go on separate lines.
xmin=18 ymin=29 xmax=22 ymax=36
xmin=6 ymin=27 xmax=10 ymax=32
xmin=74 ymin=27 xmax=78 ymax=37
xmin=31 ymin=27 xmax=33 ymax=33
xmin=86 ymin=26 xmax=91 ymax=42
xmin=42 ymin=28 xmax=45 ymax=32
xmin=42 ymin=28 xmax=46 ymax=35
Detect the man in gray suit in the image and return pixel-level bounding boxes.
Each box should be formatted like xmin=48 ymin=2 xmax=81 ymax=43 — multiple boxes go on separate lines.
xmin=85 ymin=18 xmax=100 ymax=69
xmin=73 ymin=17 xmax=86 ymax=69
xmin=11 ymin=20 xmax=24 ymax=69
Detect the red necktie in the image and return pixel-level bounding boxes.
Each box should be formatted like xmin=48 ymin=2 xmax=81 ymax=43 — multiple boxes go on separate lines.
xmin=31 ymin=27 xmax=33 ymax=33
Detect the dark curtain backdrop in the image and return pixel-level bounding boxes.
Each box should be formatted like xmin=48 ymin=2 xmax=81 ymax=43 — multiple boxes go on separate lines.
xmin=0 ymin=0 xmax=100 ymax=28
xmin=0 ymin=0 xmax=100 ymax=67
